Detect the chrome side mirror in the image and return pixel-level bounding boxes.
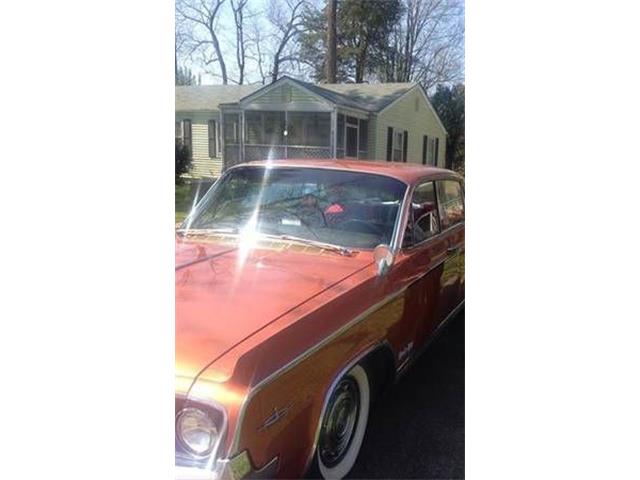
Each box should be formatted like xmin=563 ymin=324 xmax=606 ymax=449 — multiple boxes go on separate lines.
xmin=373 ymin=244 xmax=394 ymax=277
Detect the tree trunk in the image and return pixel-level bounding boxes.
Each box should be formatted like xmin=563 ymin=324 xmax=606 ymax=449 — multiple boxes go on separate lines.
xmin=209 ymin=27 xmax=228 ymax=84
xmin=355 ymin=43 xmax=368 ymax=83
xmin=325 ymin=0 xmax=337 ymax=83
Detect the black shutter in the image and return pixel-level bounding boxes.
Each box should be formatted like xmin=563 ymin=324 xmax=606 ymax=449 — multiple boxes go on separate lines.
xmin=434 ymin=137 xmax=439 ymax=166
xmin=183 ymin=120 xmax=192 ymax=157
xmin=422 ymin=135 xmax=428 ymax=165
xmin=386 ymin=127 xmax=393 ymax=161
xmin=402 ymin=131 xmax=408 ymax=162
xmin=208 ymin=120 xmax=216 ymax=158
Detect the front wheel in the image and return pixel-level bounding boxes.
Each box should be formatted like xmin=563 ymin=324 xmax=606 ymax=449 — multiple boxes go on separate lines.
xmin=315 ymin=364 xmax=370 ymax=479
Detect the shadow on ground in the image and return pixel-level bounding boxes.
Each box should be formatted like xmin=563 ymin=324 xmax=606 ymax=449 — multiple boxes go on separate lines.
xmin=348 ymin=310 xmax=465 ymax=479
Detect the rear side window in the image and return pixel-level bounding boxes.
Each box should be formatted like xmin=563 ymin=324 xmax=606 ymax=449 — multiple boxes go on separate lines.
xmin=436 ymin=180 xmax=464 ymax=229
xmin=403 ymin=181 xmax=440 ymax=247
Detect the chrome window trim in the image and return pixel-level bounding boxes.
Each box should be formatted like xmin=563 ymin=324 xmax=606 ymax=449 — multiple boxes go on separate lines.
xmin=399 ymin=175 xmax=464 ymax=253
xmin=184 ymin=164 xmax=412 ymax=252
xmin=401 ymin=180 xmax=441 ymax=252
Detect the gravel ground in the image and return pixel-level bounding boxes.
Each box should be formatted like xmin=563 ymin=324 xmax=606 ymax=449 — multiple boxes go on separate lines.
xmin=348 ymin=309 xmax=465 ymax=479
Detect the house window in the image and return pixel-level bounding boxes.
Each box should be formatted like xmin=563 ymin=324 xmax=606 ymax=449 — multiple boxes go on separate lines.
xmin=176 ymin=119 xmax=192 ymax=154
xmin=422 ymin=136 xmax=439 ymax=165
xmin=394 ymin=130 xmax=404 ymax=162
xmin=387 ymin=127 xmax=407 ymax=162
xmin=208 ymin=120 xmax=220 ymax=158
xmin=429 ymin=137 xmax=436 ymax=164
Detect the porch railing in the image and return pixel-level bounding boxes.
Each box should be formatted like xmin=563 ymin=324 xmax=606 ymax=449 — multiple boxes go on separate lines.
xmin=224 ymin=144 xmax=333 ymax=170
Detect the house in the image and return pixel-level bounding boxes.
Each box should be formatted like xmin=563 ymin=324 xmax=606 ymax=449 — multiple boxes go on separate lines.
xmin=175 ymin=76 xmax=447 ymax=178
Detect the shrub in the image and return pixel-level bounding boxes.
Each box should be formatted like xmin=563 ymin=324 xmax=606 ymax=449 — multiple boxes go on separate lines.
xmin=175 ymin=140 xmax=192 ymax=183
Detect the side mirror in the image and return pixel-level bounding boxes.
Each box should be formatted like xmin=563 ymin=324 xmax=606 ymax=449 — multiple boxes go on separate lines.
xmin=373 ymin=244 xmax=394 ymax=277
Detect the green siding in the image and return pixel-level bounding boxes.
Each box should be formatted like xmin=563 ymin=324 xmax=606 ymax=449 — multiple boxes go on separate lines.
xmin=176 ymin=111 xmax=222 ymax=178
xmin=251 ymin=84 xmax=319 ymax=105
xmin=373 ymin=87 xmax=447 ymax=166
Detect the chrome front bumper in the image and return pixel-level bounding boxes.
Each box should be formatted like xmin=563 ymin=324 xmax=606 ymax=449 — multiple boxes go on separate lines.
xmin=176 ymin=451 xmax=278 ymax=480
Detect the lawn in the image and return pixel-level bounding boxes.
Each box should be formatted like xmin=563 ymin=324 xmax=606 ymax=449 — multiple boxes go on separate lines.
xmin=175 ymin=182 xmax=192 ymax=224
xmin=175 ymin=179 xmax=216 ymax=224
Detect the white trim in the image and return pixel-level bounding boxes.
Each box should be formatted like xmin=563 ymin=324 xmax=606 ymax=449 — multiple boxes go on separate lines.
xmin=378 ymin=84 xmax=448 ymax=136
xmin=417 ymin=85 xmax=449 ymax=136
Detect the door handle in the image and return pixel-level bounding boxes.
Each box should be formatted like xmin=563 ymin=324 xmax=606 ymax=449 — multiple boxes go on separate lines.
xmin=447 ymin=245 xmax=459 ymax=255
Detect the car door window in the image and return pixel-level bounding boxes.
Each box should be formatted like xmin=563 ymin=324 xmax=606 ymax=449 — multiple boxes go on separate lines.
xmin=403 ymin=182 xmax=440 ymax=247
xmin=436 ymin=180 xmax=464 ymax=229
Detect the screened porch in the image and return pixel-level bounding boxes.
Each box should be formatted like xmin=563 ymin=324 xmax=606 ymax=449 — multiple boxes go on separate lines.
xmin=221 ymin=109 xmax=370 ymax=170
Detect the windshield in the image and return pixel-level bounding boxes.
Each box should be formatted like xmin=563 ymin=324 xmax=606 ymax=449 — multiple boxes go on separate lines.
xmin=181 ymin=166 xmax=407 ymax=249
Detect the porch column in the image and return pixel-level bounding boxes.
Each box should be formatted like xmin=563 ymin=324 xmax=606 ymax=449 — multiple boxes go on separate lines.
xmin=331 ymin=108 xmax=337 ymax=158
xmin=240 ymin=110 xmax=245 ymax=163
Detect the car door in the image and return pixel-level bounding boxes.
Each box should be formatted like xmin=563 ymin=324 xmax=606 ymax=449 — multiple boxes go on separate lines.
xmin=435 ymin=179 xmax=465 ymax=318
xmin=387 ymin=181 xmax=448 ymax=363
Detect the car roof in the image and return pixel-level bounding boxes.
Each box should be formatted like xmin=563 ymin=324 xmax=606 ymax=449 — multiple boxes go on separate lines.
xmin=238 ymin=159 xmax=461 ymax=184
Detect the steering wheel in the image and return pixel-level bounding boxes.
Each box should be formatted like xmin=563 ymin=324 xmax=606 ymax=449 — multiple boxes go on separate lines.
xmin=337 ymin=219 xmax=384 ymax=236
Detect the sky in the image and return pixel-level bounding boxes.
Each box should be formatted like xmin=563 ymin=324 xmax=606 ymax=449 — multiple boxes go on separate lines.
xmin=178 ymin=0 xmax=320 ymax=85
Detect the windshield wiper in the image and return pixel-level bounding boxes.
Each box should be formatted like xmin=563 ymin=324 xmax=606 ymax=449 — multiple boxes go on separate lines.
xmin=262 ymin=233 xmax=357 ymax=257
xmin=176 ymin=227 xmax=238 ymax=236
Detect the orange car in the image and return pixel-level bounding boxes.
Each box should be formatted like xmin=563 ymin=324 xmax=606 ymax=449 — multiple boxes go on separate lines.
xmin=176 ymin=159 xmax=464 ymax=479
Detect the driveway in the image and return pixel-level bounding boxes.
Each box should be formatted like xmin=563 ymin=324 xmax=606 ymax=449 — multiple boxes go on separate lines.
xmin=348 ymin=310 xmax=465 ymax=479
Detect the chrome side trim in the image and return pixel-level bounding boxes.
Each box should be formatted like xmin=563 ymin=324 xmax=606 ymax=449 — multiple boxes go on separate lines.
xmin=227 ymin=288 xmax=408 ymax=455
xmin=396 ymin=299 xmax=465 ymax=377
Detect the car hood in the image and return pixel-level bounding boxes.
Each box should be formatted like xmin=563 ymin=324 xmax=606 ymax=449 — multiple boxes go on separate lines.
xmin=175 ymin=237 xmax=371 ymax=387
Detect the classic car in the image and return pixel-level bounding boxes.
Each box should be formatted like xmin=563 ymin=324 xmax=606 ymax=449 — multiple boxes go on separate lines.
xmin=176 ymin=159 xmax=465 ymax=479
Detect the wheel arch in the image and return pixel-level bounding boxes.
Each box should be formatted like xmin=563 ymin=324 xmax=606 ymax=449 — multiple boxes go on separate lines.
xmin=303 ymin=340 xmax=397 ymax=476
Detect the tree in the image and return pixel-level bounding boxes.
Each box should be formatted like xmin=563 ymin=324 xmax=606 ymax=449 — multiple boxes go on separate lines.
xmin=325 ymin=0 xmax=337 ymax=82
xmin=379 ymin=0 xmax=464 ymax=90
xmin=267 ymin=0 xmax=308 ymax=83
xmin=340 ymin=0 xmax=402 ymax=83
xmin=176 ymin=65 xmax=199 ymax=85
xmin=230 ymin=0 xmax=249 ymax=84
xmin=430 ymin=83 xmax=464 ymax=172
xmin=299 ymin=0 xmax=402 ymax=83
xmin=176 ymin=0 xmax=229 ymax=84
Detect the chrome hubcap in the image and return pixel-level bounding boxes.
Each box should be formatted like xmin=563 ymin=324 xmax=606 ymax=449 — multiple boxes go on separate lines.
xmin=318 ymin=376 xmax=360 ymax=467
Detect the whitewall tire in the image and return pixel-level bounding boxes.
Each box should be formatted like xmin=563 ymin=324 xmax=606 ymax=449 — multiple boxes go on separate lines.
xmin=316 ymin=364 xmax=370 ymax=479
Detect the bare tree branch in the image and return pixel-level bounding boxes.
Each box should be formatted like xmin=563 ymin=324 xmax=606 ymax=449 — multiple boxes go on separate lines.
xmin=176 ymin=0 xmax=229 ymax=84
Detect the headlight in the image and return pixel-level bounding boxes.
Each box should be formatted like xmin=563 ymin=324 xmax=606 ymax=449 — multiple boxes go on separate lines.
xmin=176 ymin=407 xmax=220 ymax=457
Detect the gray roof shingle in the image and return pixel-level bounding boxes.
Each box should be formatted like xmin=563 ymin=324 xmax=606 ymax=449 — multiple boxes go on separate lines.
xmin=175 ymin=84 xmax=262 ymax=111
xmin=307 ymin=81 xmax=415 ymax=111
xmin=175 ymin=78 xmax=416 ymax=112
